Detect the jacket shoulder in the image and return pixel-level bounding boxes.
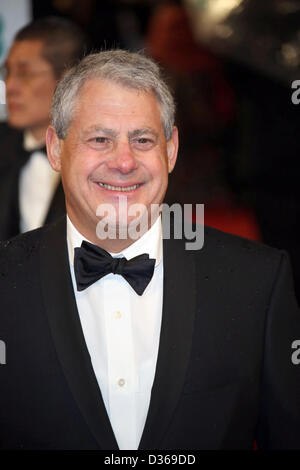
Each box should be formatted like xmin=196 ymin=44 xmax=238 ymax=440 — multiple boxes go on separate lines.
xmin=0 ymin=215 xmax=66 ymax=261
xmin=203 ymin=225 xmax=281 ymax=256
xmin=0 ymin=226 xmax=48 ymax=278
xmin=189 ymin=224 xmax=285 ymax=274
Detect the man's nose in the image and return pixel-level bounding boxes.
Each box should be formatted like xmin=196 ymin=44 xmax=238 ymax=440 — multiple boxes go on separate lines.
xmin=5 ymin=74 xmax=21 ymax=96
xmin=107 ymin=141 xmax=138 ymax=174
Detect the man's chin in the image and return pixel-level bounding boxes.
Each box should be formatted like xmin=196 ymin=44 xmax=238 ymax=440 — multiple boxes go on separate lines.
xmin=95 ymin=214 xmax=151 ymax=242
xmin=7 ymin=116 xmax=27 ymax=130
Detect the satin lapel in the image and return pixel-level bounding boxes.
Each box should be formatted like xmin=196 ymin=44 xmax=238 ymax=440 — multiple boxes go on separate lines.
xmin=139 ymin=235 xmax=196 ymax=449
xmin=39 ymin=217 xmax=118 ymax=450
xmin=44 ymin=180 xmax=66 ymax=225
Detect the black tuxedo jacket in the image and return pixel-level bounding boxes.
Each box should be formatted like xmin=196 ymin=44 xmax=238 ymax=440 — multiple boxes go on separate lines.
xmin=0 ymin=216 xmax=300 ymax=450
xmin=0 ymin=123 xmax=65 ymax=240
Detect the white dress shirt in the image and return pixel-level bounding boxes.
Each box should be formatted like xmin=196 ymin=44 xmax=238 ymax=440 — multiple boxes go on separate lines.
xmin=67 ymin=216 xmax=164 ymax=450
xmin=19 ymin=131 xmax=60 ymax=232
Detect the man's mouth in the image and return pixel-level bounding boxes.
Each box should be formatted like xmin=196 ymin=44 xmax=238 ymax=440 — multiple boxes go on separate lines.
xmin=98 ymin=182 xmax=142 ymax=192
xmin=7 ymin=102 xmax=23 ymax=112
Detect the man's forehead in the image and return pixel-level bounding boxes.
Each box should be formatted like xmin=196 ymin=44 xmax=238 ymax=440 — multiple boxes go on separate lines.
xmin=75 ymin=79 xmax=162 ymax=119
xmin=79 ymin=78 xmax=157 ymax=102
xmin=6 ymin=39 xmax=45 ymax=64
xmin=70 ymin=78 xmax=165 ymax=137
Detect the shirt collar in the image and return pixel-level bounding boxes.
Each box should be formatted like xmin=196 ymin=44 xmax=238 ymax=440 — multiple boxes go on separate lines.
xmin=67 ymin=215 xmax=162 ymax=269
xmin=23 ymin=130 xmax=45 ymax=152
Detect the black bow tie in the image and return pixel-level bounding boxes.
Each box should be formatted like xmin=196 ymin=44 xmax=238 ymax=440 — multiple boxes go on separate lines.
xmin=74 ymin=241 xmax=156 ymax=296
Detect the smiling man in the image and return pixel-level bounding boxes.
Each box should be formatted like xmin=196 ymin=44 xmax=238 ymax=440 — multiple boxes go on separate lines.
xmin=0 ymin=50 xmax=300 ymax=451
xmin=47 ymin=76 xmax=178 ymax=251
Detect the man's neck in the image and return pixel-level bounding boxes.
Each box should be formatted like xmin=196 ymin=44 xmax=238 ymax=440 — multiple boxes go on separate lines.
xmin=68 ymin=216 xmax=160 ymax=254
xmin=82 ymin=228 xmax=150 ymax=253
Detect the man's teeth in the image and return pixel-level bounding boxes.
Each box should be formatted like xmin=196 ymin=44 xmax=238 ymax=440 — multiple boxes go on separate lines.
xmin=99 ymin=182 xmax=140 ymax=191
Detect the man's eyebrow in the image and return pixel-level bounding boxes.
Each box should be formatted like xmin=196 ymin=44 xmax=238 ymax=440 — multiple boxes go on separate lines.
xmin=4 ymin=60 xmax=35 ymax=68
xmin=128 ymin=128 xmax=159 ymax=139
xmin=83 ymin=126 xmax=118 ymax=138
xmin=82 ymin=126 xmax=159 ymax=139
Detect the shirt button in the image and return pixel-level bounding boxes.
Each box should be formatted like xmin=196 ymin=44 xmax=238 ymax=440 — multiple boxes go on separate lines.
xmin=118 ymin=378 xmax=125 ymax=387
xmin=115 ymin=311 xmax=122 ymax=319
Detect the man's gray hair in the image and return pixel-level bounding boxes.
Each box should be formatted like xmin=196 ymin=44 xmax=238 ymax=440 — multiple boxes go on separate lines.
xmin=51 ymin=49 xmax=175 ymax=140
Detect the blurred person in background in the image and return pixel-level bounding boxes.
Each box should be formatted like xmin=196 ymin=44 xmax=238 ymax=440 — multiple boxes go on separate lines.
xmin=0 ymin=16 xmax=86 ymax=240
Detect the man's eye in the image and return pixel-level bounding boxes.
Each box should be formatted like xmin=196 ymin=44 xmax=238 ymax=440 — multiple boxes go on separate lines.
xmin=93 ymin=137 xmax=108 ymax=143
xmin=133 ymin=138 xmax=155 ymax=149
xmin=86 ymin=136 xmax=112 ymax=148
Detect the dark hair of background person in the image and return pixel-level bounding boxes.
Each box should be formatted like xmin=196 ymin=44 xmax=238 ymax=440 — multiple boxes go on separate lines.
xmin=14 ymin=16 xmax=87 ymax=78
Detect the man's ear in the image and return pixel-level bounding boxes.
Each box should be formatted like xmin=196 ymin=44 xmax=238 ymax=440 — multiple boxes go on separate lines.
xmin=166 ymin=126 xmax=179 ymax=174
xmin=46 ymin=125 xmax=62 ymax=172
